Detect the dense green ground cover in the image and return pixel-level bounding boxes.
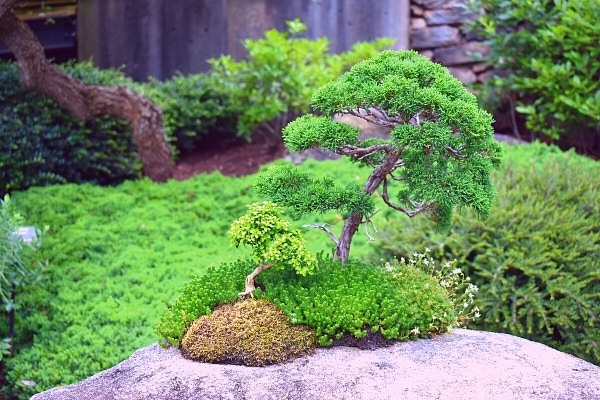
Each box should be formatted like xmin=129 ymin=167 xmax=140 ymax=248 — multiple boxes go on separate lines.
xmin=3 ymin=157 xmax=382 ymax=398
xmin=4 ymin=142 xmax=599 ymax=398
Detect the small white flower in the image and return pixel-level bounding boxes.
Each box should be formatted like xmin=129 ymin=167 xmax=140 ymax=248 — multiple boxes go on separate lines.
xmin=425 ymin=247 xmax=431 ymax=253
xmin=410 ymin=327 xmax=420 ymax=335
xmin=475 ymin=311 xmax=481 ymax=318
xmin=468 ymin=283 xmax=479 ymax=292
xmin=452 ymin=267 xmax=462 ymax=275
xmin=463 ymin=302 xmax=469 ymax=308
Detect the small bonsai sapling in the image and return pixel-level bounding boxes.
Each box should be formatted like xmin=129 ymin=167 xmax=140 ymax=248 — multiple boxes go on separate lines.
xmin=256 ymin=50 xmax=503 ymax=264
xmin=229 ymin=201 xmax=317 ymax=298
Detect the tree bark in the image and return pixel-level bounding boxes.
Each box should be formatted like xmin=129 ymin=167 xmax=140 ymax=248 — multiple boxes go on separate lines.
xmin=239 ymin=263 xmax=272 ymax=299
xmin=333 ymin=148 xmax=401 ymax=264
xmin=0 ymin=0 xmax=174 ymax=182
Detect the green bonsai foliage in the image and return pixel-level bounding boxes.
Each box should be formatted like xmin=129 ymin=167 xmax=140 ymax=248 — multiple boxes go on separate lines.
xmin=229 ymin=201 xmax=317 ymax=298
xmin=180 ymin=299 xmax=316 ymax=366
xmin=257 ymin=50 xmax=503 ymax=264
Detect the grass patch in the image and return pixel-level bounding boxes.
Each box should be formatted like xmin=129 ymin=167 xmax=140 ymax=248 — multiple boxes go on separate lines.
xmin=4 ymin=157 xmax=383 ymax=398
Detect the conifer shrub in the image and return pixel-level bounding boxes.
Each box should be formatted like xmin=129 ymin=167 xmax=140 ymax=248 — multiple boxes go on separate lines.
xmin=373 ymin=142 xmax=600 ymax=365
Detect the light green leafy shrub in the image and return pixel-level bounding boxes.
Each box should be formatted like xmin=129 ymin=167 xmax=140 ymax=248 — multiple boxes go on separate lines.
xmin=142 ymin=74 xmax=238 ymax=155
xmin=208 ymin=19 xmax=394 ymax=140
xmin=0 ymin=195 xmax=45 ymax=359
xmin=468 ymin=0 xmax=600 ymax=145
xmin=230 ymin=201 xmax=317 ymax=297
xmin=373 ymin=142 xmax=600 ymax=365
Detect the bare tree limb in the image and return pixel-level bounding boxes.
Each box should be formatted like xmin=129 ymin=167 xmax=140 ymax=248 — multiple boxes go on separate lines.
xmin=337 ymin=143 xmax=396 ymax=158
xmin=239 ymin=263 xmax=273 ymax=299
xmin=381 ymin=177 xmax=432 ymax=218
xmin=302 ymin=223 xmax=339 ymax=245
xmin=346 ymin=107 xmax=404 ymax=127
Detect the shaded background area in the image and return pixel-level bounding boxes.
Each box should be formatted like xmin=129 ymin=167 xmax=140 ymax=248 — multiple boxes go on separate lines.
xmin=77 ymin=0 xmax=409 ymax=81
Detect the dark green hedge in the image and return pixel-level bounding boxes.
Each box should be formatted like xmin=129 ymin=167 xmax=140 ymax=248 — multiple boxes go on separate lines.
xmin=373 ymin=142 xmax=600 ymax=365
xmin=0 ymin=61 xmax=143 ymax=195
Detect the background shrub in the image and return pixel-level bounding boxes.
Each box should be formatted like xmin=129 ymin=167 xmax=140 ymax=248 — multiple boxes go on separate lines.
xmin=208 ymin=19 xmax=394 ymax=141
xmin=373 ymin=142 xmax=600 ymax=365
xmin=0 ymin=61 xmax=143 ymax=195
xmin=142 ymin=74 xmax=238 ymax=155
xmin=469 ymin=0 xmax=600 ymax=154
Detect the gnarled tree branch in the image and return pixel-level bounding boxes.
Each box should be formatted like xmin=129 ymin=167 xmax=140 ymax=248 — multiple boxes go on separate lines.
xmin=0 ymin=0 xmax=174 ymax=182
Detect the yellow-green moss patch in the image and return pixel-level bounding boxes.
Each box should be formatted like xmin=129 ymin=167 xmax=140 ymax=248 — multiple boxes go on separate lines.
xmin=180 ymin=299 xmax=316 ymax=366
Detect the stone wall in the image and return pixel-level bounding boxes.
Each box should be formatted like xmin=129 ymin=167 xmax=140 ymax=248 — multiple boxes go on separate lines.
xmin=409 ymin=0 xmax=491 ymax=84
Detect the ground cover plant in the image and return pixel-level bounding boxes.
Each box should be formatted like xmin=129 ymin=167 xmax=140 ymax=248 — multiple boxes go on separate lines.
xmin=2 ymin=158 xmax=385 ymax=399
xmin=373 ymin=141 xmax=600 ymax=365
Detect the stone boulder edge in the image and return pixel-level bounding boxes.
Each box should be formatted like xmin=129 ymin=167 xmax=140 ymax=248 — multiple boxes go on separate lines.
xmin=31 ymin=329 xmax=600 ymax=400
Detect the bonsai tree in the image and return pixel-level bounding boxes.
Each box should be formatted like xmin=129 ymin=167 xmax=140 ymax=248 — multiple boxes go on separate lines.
xmin=256 ymin=50 xmax=503 ymax=264
xmin=229 ymin=201 xmax=317 ymax=298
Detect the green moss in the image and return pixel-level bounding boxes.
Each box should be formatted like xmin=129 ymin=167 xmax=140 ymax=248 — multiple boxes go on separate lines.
xmin=181 ymin=299 xmax=316 ymax=366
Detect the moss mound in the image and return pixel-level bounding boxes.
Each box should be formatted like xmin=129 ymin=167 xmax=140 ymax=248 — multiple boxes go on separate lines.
xmin=180 ymin=299 xmax=316 ymax=366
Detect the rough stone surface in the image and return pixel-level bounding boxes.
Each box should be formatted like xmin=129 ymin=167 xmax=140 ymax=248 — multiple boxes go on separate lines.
xmin=31 ymin=330 xmax=600 ymax=400
xmin=447 ymin=66 xmax=477 ymax=84
xmin=411 ymin=26 xmax=460 ymax=49
xmin=425 ymin=6 xmax=478 ymax=25
xmin=412 ymin=0 xmax=451 ymax=9
xmin=434 ymin=42 xmax=490 ymax=65
xmin=409 ymin=0 xmax=491 ymax=84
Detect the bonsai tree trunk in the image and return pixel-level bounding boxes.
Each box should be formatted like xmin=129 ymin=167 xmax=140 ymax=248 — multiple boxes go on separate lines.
xmin=0 ymin=1 xmax=173 ymax=182
xmin=333 ymin=145 xmax=401 ymax=264
xmin=239 ymin=263 xmax=272 ymax=299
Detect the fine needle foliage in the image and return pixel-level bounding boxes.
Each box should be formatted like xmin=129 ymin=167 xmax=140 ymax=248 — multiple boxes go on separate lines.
xmin=256 ymin=50 xmax=503 ymax=264
xmin=229 ymin=201 xmax=317 ymax=298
